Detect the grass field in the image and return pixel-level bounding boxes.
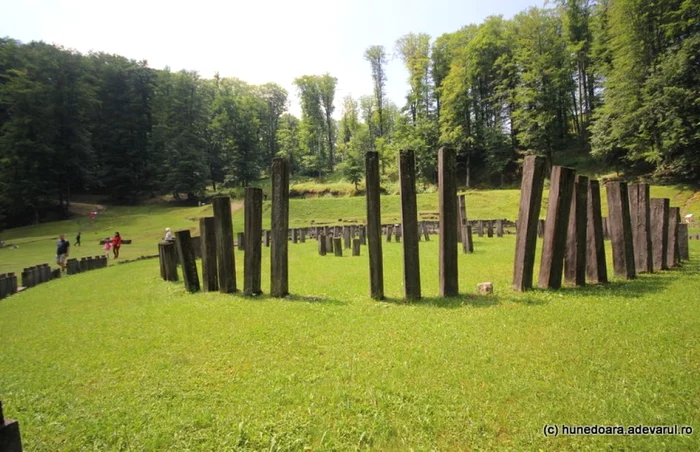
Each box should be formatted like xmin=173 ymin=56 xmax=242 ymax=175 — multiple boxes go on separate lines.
xmin=0 ymin=186 xmax=699 ymax=450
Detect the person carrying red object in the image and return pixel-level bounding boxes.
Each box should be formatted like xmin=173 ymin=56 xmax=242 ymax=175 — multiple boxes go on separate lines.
xmin=112 ymin=232 xmax=122 ymax=258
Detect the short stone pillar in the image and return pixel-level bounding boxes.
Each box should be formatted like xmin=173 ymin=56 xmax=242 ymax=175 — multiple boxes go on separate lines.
xmin=477 ymin=282 xmax=494 ymax=295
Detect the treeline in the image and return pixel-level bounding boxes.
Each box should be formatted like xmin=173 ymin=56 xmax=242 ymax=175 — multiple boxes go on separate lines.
xmin=1 ymin=0 xmax=698 ymax=228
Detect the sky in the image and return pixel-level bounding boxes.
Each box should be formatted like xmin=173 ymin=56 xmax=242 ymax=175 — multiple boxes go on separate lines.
xmin=0 ymin=0 xmax=543 ymax=117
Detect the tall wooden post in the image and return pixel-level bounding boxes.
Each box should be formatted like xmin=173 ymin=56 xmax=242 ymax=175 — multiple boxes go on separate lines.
xmin=399 ymin=150 xmax=421 ymax=301
xmin=175 ymin=230 xmax=200 ymax=293
xmin=677 ymin=223 xmax=689 ymax=261
xmin=564 ymin=175 xmax=588 ymax=286
xmin=628 ymin=183 xmax=653 ymax=273
xmin=365 ymin=151 xmax=384 ymax=300
xmin=438 ymin=147 xmax=458 ymax=297
xmin=212 ymin=196 xmax=237 ymax=293
xmin=199 ymin=217 xmax=218 ymax=291
xmin=271 ymin=158 xmax=290 ymax=297
xmin=667 ymin=207 xmax=680 ymax=268
xmin=538 ymin=166 xmax=576 ymax=289
xmin=244 ymin=188 xmax=263 ymax=295
xmin=513 ymin=155 xmax=546 ymax=291
xmin=650 ymin=199 xmax=669 ymax=271
xmin=606 ymin=182 xmax=636 ymax=279
xmin=586 ymin=180 xmax=608 ymax=283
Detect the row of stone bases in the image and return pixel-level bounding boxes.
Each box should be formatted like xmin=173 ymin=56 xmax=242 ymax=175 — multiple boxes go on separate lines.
xmin=512 ymin=155 xmax=690 ymax=291
xmin=0 ymin=257 xmax=109 ymax=301
xmin=158 ymin=151 xmax=692 ymax=302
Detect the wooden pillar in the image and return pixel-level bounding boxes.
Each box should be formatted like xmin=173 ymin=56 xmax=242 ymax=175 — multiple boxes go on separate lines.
xmin=359 ymin=225 xmax=367 ymax=245
xmin=237 ymin=232 xmax=245 ymax=251
xmin=602 ymin=217 xmax=610 ymax=240
xmin=422 ymin=222 xmax=430 ymax=241
xmin=271 ymin=157 xmax=289 ymax=297
xmin=438 ymin=147 xmax=458 ymax=297
xmin=586 ymin=180 xmax=608 ymax=284
xmin=159 ymin=240 xmax=179 ymax=282
xmin=564 ymin=175 xmax=588 ymax=286
xmin=399 ymin=149 xmax=421 ymax=301
xmin=318 ymin=234 xmax=327 ymax=256
xmin=538 ymin=166 xmax=576 ymax=289
xmin=212 ymin=196 xmax=237 ymax=293
xmin=394 ymin=224 xmax=402 ymax=243
xmin=343 ymin=226 xmax=351 ymax=249
xmin=512 ymin=155 xmax=546 ymax=292
xmin=326 ymin=234 xmax=334 ymax=253
xmin=486 ymin=221 xmax=493 ymax=238
xmin=628 ymin=183 xmax=653 ymax=273
xmin=650 ymin=199 xmax=669 ymax=271
xmin=537 ymin=219 xmax=545 ymax=238
xmin=678 ymin=223 xmax=689 ymax=261
xmin=175 ymin=230 xmax=200 ymax=292
xmin=386 ymin=225 xmax=393 ymax=243
xmin=0 ymin=400 xmax=23 ymax=452
xmin=365 ymin=151 xmax=384 ymax=300
xmin=352 ymin=238 xmax=361 ymax=256
xmin=667 ymin=207 xmax=680 ymax=268
xmin=264 ymin=230 xmax=270 ymax=247
xmin=464 ymin=225 xmax=474 ymax=253
xmin=300 ymin=229 xmax=306 ymax=243
xmin=606 ymin=182 xmax=636 ymax=279
xmin=477 ymin=221 xmax=484 ymax=237
xmin=496 ymin=219 xmax=504 ymax=237
xmin=333 ymin=238 xmax=343 ymax=256
xmin=199 ymin=217 xmax=217 ymax=291
xmin=244 ymin=187 xmax=263 ymax=296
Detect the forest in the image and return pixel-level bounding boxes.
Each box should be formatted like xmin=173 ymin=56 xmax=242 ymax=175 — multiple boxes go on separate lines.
xmin=0 ymin=0 xmax=698 ymax=227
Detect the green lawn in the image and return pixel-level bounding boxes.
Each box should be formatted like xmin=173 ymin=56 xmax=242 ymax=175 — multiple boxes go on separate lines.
xmin=1 ymin=232 xmax=699 ymax=450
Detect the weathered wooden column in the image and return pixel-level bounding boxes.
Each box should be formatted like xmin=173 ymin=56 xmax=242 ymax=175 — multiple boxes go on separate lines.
xmin=326 ymin=234 xmax=334 ymax=253
xmin=199 ymin=217 xmax=217 ymax=291
xmin=586 ymin=180 xmax=608 ymax=284
xmin=628 ymin=183 xmax=653 ymax=273
xmin=0 ymin=400 xmax=23 ymax=452
xmin=399 ymin=150 xmax=421 ymax=301
xmin=538 ymin=166 xmax=576 ymax=289
xmin=359 ymin=225 xmax=367 ymax=245
xmin=438 ymin=147 xmax=458 ymax=297
xmin=477 ymin=221 xmax=484 ymax=237
xmin=159 ymin=241 xmax=179 ymax=282
xmin=300 ymin=229 xmax=306 ymax=243
xmin=486 ymin=221 xmax=493 ymax=238
xmin=264 ymin=230 xmax=271 ymax=247
xmin=352 ymin=238 xmax=361 ymax=256
xmin=237 ymin=232 xmax=245 ymax=251
xmin=212 ymin=196 xmax=237 ymax=293
xmin=650 ymin=198 xmax=669 ymax=271
xmin=175 ymin=230 xmax=200 ymax=292
xmin=365 ymin=151 xmax=384 ymax=300
xmin=606 ymin=182 xmax=636 ymax=279
xmin=537 ymin=219 xmax=545 ymax=238
xmin=564 ymin=175 xmax=588 ymax=286
xmin=343 ymin=226 xmax=351 ymax=249
xmin=667 ymin=207 xmax=680 ymax=268
xmin=496 ymin=219 xmax=504 ymax=237
xmin=512 ymin=155 xmax=546 ymax=291
xmin=333 ymin=238 xmax=342 ymax=256
xmin=270 ymin=158 xmax=290 ymax=297
xmin=394 ymin=224 xmax=402 ymax=243
xmin=244 ymin=187 xmax=263 ymax=296
xmin=678 ymin=223 xmax=689 ymax=261
xmin=464 ymin=225 xmax=474 ymax=253
xmin=318 ymin=234 xmax=327 ymax=256
xmin=385 ymin=225 xmax=393 ymax=243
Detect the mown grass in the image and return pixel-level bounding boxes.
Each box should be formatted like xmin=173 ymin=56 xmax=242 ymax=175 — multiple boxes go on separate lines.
xmin=0 ymin=234 xmax=698 ymax=450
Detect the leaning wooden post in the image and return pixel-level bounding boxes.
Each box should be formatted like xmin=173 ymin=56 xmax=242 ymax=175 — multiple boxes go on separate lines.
xmin=271 ymin=157 xmax=290 ymax=297
xmin=175 ymin=230 xmax=200 ymax=292
xmin=438 ymin=147 xmax=458 ymax=297
xmin=667 ymin=207 xmax=681 ymax=268
xmin=158 ymin=241 xmax=179 ymax=282
xmin=512 ymin=155 xmax=546 ymax=292
xmin=606 ymin=181 xmax=636 ymax=279
xmin=199 ymin=217 xmax=218 ymax=291
xmin=586 ymin=180 xmax=608 ymax=284
xmin=678 ymin=223 xmax=689 ymax=261
xmin=650 ymin=198 xmax=669 ymax=271
xmin=244 ymin=188 xmax=263 ymax=296
xmin=399 ymin=150 xmax=421 ymax=301
xmin=538 ymin=166 xmax=576 ymax=289
xmin=628 ymin=183 xmax=653 ymax=273
xmin=458 ymin=194 xmax=468 ymax=249
xmin=365 ymin=151 xmax=384 ymax=300
xmin=212 ymin=196 xmax=237 ymax=293
xmin=0 ymin=400 xmax=23 ymax=452
xmin=564 ymin=175 xmax=588 ymax=286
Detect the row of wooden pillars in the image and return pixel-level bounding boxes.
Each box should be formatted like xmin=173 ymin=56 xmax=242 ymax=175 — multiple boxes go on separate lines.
xmin=159 ymin=158 xmax=290 ymax=298
xmin=513 ymin=155 xmax=689 ymax=291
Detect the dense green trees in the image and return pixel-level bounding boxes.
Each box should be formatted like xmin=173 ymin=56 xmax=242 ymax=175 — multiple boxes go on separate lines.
xmin=0 ymin=0 xmax=697 ymax=227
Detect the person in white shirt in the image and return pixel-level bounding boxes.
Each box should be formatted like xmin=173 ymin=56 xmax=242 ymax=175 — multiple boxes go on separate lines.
xmin=164 ymin=227 xmax=173 ymax=241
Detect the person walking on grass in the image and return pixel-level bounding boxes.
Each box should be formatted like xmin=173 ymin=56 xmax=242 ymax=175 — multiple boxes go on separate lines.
xmin=103 ymin=239 xmax=111 ymax=260
xmin=76 ymin=232 xmax=81 ymax=247
xmin=112 ymin=232 xmax=122 ymax=259
xmin=56 ymin=234 xmax=70 ymax=272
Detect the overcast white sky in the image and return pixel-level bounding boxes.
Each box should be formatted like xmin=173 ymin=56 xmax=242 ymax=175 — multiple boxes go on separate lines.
xmin=0 ymin=0 xmax=542 ymax=117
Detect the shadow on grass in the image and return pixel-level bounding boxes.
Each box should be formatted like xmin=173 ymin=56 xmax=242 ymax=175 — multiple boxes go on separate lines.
xmin=381 ymin=293 xmax=500 ymax=309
